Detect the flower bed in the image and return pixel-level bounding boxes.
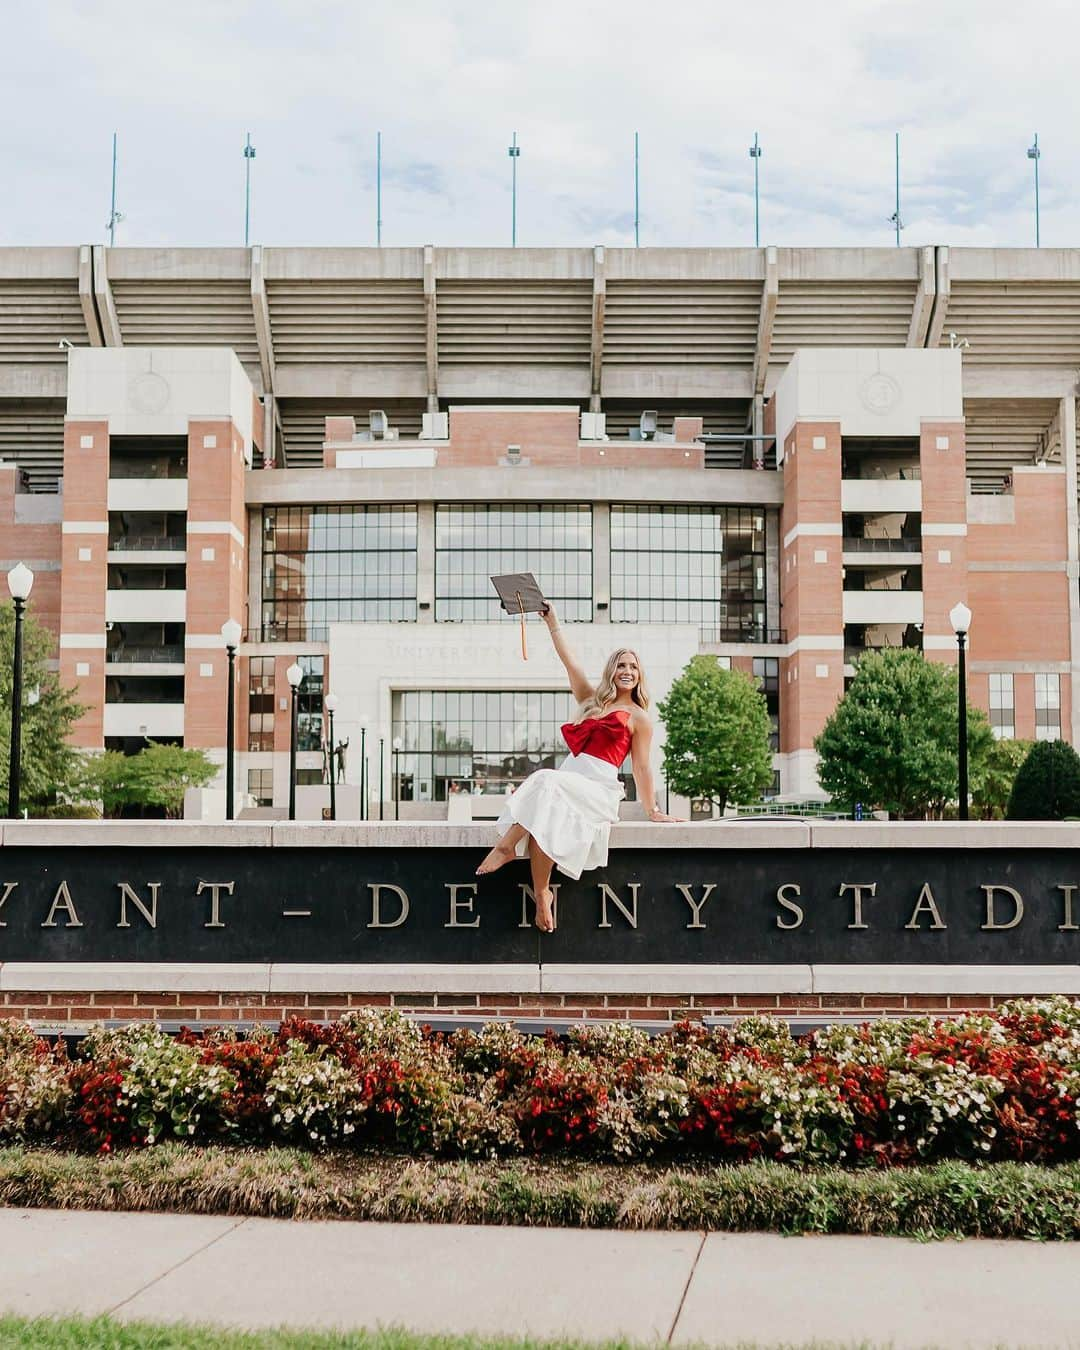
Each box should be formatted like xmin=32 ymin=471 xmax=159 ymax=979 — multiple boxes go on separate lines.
xmin=3 ymin=1000 xmax=1080 ymax=1165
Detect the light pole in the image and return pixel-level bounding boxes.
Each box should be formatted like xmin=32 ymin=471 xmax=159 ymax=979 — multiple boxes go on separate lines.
xmin=1027 ymin=134 xmax=1041 ymax=247
xmin=358 ymin=719 xmax=368 ymax=821
xmin=324 ymin=692 xmax=338 ymax=821
xmin=376 ymin=130 xmax=383 ymax=246
xmin=243 ymin=133 xmax=256 ymax=247
xmin=950 ymin=602 xmax=972 ymax=821
xmin=378 ymin=735 xmax=385 ymax=820
xmin=221 ymin=619 xmax=242 ymax=820
xmin=634 ymin=131 xmax=640 ymax=247
xmin=286 ymin=661 xmax=304 ymax=821
xmin=508 ymin=132 xmax=520 ymax=246
xmin=889 ymin=131 xmax=903 ymax=246
xmin=106 ymin=132 xmax=124 ymax=246
xmin=392 ymin=735 xmax=403 ymax=820
xmin=6 ymin=563 xmax=33 ymax=819
xmin=749 ymin=132 xmax=761 ymax=247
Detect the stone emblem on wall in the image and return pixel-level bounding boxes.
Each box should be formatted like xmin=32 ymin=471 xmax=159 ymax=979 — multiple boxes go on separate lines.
xmin=127 ymin=371 xmax=171 ymax=415
xmin=858 ymin=371 xmax=901 ymax=416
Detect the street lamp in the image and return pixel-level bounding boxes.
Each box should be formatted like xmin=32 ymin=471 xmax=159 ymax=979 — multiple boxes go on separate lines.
xmin=221 ymin=619 xmax=241 ymax=821
xmin=243 ymin=133 xmax=256 ymax=247
xmin=324 ymin=692 xmax=339 ymax=821
xmin=1027 ymin=133 xmax=1041 ymax=248
xmin=6 ymin=563 xmax=33 ymax=818
xmin=392 ymin=735 xmax=403 ymax=820
xmin=286 ymin=661 xmax=304 ymax=821
xmin=378 ymin=735 xmax=385 ymax=820
xmin=508 ymin=132 xmax=521 ymax=246
xmin=358 ymin=718 xmax=368 ymax=821
xmin=949 ymin=602 xmax=972 ymax=821
xmin=748 ymin=132 xmax=762 ymax=247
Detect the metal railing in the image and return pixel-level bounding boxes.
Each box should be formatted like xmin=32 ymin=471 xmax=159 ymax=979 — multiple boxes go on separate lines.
xmin=245 ymin=626 xmax=330 ymax=644
xmin=108 ymin=535 xmax=187 ymax=552
xmin=699 ymin=627 xmax=787 ymax=646
xmin=841 ymin=466 xmax=922 ymax=482
xmin=841 ymin=537 xmax=922 ymax=553
xmin=106 ymin=645 xmax=185 ymax=664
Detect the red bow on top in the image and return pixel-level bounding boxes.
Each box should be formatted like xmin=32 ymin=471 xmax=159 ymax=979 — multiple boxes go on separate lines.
xmin=560 ymin=709 xmax=632 ymax=760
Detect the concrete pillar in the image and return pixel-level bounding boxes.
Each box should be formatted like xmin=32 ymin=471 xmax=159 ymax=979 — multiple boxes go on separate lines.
xmin=1060 ymin=395 xmax=1080 ymax=745
xmin=423 ymin=246 xmax=439 ymax=415
xmin=589 ymin=246 xmax=606 ymax=414
xmin=593 ymin=502 xmax=610 ymax=622
xmin=417 ymin=502 xmax=436 ymax=623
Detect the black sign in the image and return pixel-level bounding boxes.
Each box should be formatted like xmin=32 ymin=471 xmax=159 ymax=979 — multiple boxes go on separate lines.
xmin=0 ymin=845 xmax=1079 ymax=965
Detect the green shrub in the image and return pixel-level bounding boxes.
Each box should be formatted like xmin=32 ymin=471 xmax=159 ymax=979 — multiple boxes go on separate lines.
xmin=1007 ymin=738 xmax=1080 ymax=819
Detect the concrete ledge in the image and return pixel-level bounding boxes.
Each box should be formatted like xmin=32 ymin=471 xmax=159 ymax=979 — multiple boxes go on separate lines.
xmin=0 ymin=963 xmax=271 ymax=992
xmin=809 ymin=821 xmax=1080 ymax=849
xmin=0 ymin=822 xmax=275 ymax=848
xmin=540 ymin=965 xmax=814 ymax=994
xmin=811 ymin=964 xmax=1080 ymax=995
xmin=267 ymin=964 xmax=541 ymax=994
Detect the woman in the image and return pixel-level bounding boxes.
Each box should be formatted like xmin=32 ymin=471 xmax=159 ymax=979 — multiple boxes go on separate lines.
xmin=476 ymin=603 xmax=678 ymax=932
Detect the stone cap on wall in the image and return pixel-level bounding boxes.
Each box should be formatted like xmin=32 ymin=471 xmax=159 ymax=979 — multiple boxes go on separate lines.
xmin=1 ymin=819 xmax=1078 ymax=850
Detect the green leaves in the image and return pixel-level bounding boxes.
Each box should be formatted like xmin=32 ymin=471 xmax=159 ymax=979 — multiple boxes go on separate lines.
xmin=88 ymin=743 xmax=217 ymax=819
xmin=657 ymin=656 xmax=774 ymax=812
xmin=814 ymin=650 xmax=993 ymax=819
xmin=1006 ymin=739 xmax=1080 ymax=820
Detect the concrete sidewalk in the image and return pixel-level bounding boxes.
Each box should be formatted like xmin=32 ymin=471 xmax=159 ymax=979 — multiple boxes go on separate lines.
xmin=0 ymin=1209 xmax=1078 ymax=1348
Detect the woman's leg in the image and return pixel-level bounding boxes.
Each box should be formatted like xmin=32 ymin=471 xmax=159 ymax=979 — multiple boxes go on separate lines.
xmin=476 ymin=821 xmax=528 ymax=875
xmin=528 ymin=837 xmax=556 ymax=932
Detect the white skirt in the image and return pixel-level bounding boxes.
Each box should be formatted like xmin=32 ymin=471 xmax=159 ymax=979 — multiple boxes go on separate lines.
xmin=495 ymin=754 xmax=625 ymax=881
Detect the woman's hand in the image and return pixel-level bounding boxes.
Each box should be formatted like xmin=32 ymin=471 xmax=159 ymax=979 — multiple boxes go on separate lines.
xmin=541 ymin=601 xmax=559 ymax=628
xmin=647 ymin=808 xmax=684 ymax=823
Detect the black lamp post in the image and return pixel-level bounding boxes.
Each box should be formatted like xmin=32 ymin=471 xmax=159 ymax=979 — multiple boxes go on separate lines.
xmin=221 ymin=619 xmax=241 ymax=821
xmin=359 ymin=721 xmax=367 ymax=821
xmin=378 ymin=736 xmax=384 ymax=820
xmin=286 ymin=661 xmax=304 ymax=821
xmin=6 ymin=563 xmax=33 ymax=819
xmin=324 ymin=691 xmax=338 ymax=821
xmin=950 ymin=602 xmax=972 ymax=821
xmin=392 ymin=736 xmax=402 ymax=820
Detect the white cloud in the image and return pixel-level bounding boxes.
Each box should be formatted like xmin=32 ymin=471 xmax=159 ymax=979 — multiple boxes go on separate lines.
xmin=0 ymin=0 xmax=1075 ymax=248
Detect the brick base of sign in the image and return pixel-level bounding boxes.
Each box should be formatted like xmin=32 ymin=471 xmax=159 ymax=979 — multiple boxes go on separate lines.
xmin=0 ymin=989 xmax=1055 ymax=1027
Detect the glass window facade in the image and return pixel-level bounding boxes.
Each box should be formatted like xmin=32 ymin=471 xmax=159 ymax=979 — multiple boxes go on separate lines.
xmin=989 ymin=673 xmax=1015 ymax=740
xmin=610 ymin=505 xmax=767 ymax=633
xmin=247 ymin=656 xmax=274 ymax=752
xmin=247 ymin=767 xmax=273 ymax=807
xmin=753 ymin=656 xmax=780 ymax=751
xmin=1035 ymin=673 xmax=1061 ymax=740
xmin=261 ymin=505 xmax=417 ymax=640
xmin=392 ymin=689 xmax=578 ymax=801
xmin=297 ymin=655 xmax=325 ymax=753
xmin=435 ymin=505 xmax=592 ymax=622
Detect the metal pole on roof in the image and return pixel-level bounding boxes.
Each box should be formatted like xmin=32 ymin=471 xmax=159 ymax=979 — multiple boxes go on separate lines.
xmin=749 ymin=132 xmax=762 ymax=247
xmin=106 ymin=132 xmax=124 ymax=246
xmin=377 ymin=131 xmax=383 ymax=246
xmin=243 ymin=133 xmax=256 ymax=247
xmin=634 ymin=131 xmax=640 ymax=247
xmin=508 ymin=132 xmax=520 ymax=246
xmin=1027 ymin=133 xmax=1041 ymax=247
xmin=891 ymin=132 xmax=902 ymax=246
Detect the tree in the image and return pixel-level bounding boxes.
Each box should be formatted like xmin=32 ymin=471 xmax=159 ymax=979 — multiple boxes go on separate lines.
xmin=657 ymin=656 xmax=774 ymax=813
xmin=1006 ymin=739 xmax=1080 ymax=821
xmin=0 ymin=601 xmax=87 ymax=814
xmin=90 ymin=742 xmax=217 ymax=819
xmin=814 ymin=649 xmax=993 ymax=819
xmin=971 ymin=738 xmax=1033 ymax=820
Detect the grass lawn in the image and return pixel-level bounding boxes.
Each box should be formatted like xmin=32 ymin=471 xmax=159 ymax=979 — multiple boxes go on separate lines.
xmin=1 ymin=1144 xmax=1079 ymax=1240
xmin=0 ymin=1316 xmax=886 ymax=1349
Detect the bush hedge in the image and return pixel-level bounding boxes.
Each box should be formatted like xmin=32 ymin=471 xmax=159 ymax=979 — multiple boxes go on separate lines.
xmin=4 ymin=1000 xmax=1080 ymax=1166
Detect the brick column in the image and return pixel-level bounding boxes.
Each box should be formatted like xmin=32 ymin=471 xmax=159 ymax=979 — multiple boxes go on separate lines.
xmin=59 ymin=419 xmax=110 ymax=748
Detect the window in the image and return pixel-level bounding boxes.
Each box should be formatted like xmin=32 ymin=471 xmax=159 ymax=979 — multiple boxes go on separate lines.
xmin=248 ymin=656 xmax=275 ymax=752
xmin=754 ymin=656 xmax=780 ymax=751
xmin=260 ymin=505 xmax=417 ymax=639
xmin=989 ymin=673 xmax=1015 ymax=740
xmin=435 ymin=505 xmax=592 ymax=622
xmin=1035 ymin=673 xmax=1061 ymax=740
xmin=297 ymin=655 xmax=325 ymax=752
xmin=247 ymin=767 xmax=273 ymax=807
xmin=610 ymin=505 xmax=768 ymax=632
xmin=392 ymin=689 xmax=577 ymax=801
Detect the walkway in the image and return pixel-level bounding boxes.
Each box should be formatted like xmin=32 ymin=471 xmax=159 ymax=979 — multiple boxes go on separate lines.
xmin=0 ymin=1208 xmax=1077 ymax=1347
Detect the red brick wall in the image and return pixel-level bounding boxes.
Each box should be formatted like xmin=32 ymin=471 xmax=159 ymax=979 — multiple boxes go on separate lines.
xmin=59 ymin=419 xmax=110 ymax=747
xmin=0 ymin=467 xmax=62 ymax=645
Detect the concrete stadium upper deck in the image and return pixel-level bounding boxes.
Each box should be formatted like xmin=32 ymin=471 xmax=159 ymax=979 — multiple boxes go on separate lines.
xmin=1 ymin=244 xmax=1078 ymax=489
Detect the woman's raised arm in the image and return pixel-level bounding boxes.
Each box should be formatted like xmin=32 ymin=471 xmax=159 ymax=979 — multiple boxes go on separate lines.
xmin=542 ymin=604 xmax=594 ymax=703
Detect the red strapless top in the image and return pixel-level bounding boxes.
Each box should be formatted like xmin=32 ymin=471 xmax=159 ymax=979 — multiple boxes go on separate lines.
xmin=561 ymin=709 xmax=633 ymax=766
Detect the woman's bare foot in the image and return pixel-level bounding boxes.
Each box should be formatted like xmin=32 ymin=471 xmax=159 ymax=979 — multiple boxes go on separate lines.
xmin=476 ymin=843 xmax=517 ymax=876
xmin=534 ymin=887 xmax=556 ymax=933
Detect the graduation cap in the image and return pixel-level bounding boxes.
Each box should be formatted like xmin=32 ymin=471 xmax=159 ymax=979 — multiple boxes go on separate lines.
xmin=490 ymin=572 xmax=547 ymax=660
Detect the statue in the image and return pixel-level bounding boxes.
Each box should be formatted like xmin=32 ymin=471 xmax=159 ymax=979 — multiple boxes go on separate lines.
xmin=335 ymin=736 xmax=349 ymax=784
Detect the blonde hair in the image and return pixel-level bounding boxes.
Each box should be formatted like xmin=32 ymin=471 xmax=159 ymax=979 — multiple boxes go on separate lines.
xmin=576 ymin=649 xmax=650 ymax=721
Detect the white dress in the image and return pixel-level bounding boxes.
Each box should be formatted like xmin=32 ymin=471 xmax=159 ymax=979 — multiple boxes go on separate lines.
xmin=495 ymin=712 xmax=629 ymax=880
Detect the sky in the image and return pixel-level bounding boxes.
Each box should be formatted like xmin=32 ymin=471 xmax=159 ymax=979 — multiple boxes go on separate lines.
xmin=1 ymin=0 xmax=1077 ymax=251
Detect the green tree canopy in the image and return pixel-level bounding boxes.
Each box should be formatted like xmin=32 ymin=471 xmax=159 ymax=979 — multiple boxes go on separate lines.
xmin=0 ymin=600 xmax=87 ymax=814
xmin=1005 ymin=739 xmax=1080 ymax=821
xmin=657 ymin=656 xmax=774 ymax=813
xmin=972 ymin=737 xmax=1033 ymax=820
xmin=90 ymin=742 xmax=217 ymax=819
xmin=814 ymin=649 xmax=993 ymax=819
